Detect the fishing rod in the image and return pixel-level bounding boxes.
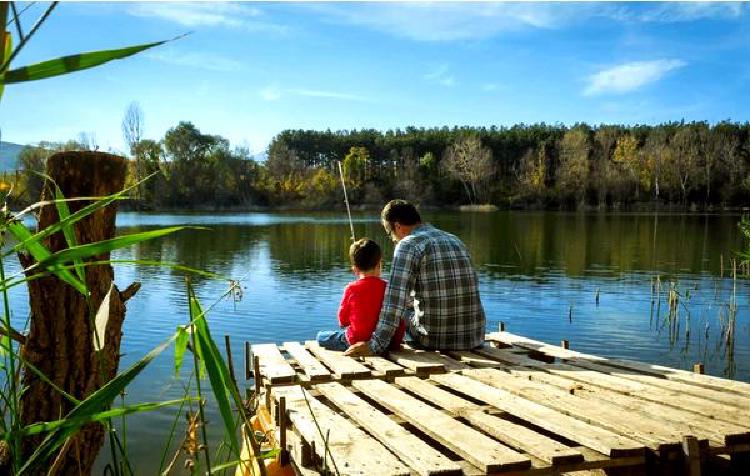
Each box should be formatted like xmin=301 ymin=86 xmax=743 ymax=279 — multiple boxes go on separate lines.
xmin=337 ymin=161 xmax=356 ymax=242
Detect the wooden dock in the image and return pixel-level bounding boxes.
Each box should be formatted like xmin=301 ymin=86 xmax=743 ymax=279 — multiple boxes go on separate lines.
xmin=241 ymin=329 xmax=750 ymax=475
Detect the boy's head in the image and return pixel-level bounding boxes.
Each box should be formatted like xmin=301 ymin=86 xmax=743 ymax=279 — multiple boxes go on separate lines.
xmin=349 ymin=238 xmax=381 ymax=274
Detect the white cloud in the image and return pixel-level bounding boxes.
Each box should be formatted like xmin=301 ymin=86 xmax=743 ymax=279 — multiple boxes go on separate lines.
xmin=482 ymin=83 xmax=499 ymax=92
xmin=583 ymin=59 xmax=687 ymax=96
xmin=307 ymin=2 xmax=746 ymax=43
xmin=637 ymin=2 xmax=744 ymax=22
xmin=259 ymin=86 xmax=369 ymax=102
xmin=128 ymin=2 xmax=288 ymax=33
xmin=424 ymin=64 xmax=456 ymax=87
xmin=146 ymin=50 xmax=243 ymax=72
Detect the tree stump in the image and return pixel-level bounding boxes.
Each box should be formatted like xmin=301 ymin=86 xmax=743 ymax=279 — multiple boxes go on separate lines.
xmin=18 ymin=151 xmax=139 ymax=475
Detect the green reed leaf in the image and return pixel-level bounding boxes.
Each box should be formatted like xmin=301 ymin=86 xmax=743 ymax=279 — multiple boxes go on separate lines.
xmin=19 ymin=334 xmax=175 ymax=474
xmin=0 ymin=31 xmax=11 ymax=100
xmin=19 ymin=399 xmax=193 ymax=437
xmin=7 ymin=221 xmax=87 ymax=295
xmin=188 ymin=282 xmax=240 ymax=457
xmin=0 ymin=35 xmax=185 ymax=85
xmin=53 ymin=184 xmax=86 ymax=282
xmin=30 ymin=226 xmax=199 ymax=271
xmin=174 ymin=325 xmax=189 ymax=378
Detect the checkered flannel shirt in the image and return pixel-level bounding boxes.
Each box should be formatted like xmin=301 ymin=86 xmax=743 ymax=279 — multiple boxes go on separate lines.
xmin=369 ymin=224 xmax=486 ymax=354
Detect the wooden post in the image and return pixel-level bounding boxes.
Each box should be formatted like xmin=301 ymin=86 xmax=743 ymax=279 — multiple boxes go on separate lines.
xmin=245 ymin=341 xmax=251 ymax=380
xmin=224 ymin=335 xmax=236 ymax=384
xmin=499 ymin=322 xmax=506 ymax=332
xmin=254 ymin=355 xmax=261 ymax=397
xmin=682 ymin=436 xmax=702 ymax=476
xmin=561 ymin=339 xmax=570 ymax=350
xmin=693 ymin=363 xmax=705 ymax=375
xmin=18 ymin=151 xmax=137 ymax=474
xmin=279 ymin=396 xmax=290 ymax=465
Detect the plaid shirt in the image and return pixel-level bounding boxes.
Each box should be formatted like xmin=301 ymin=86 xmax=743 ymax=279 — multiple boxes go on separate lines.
xmin=369 ymin=224 xmax=486 ymax=354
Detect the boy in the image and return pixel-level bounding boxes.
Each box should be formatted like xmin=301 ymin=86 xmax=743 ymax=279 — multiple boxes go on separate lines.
xmin=316 ymin=238 xmax=405 ymax=351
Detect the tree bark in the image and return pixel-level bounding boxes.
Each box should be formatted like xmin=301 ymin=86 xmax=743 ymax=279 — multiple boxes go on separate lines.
xmin=18 ymin=151 xmax=138 ymax=475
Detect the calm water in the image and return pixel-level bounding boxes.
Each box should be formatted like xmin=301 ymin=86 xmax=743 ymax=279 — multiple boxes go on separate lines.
xmin=6 ymin=210 xmax=750 ymax=472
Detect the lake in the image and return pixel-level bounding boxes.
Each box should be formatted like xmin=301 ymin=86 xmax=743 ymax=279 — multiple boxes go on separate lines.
xmin=6 ymin=210 xmax=750 ymax=472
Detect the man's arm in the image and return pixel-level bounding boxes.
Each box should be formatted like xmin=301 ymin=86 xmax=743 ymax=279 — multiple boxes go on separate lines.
xmin=367 ymin=241 xmax=419 ymax=355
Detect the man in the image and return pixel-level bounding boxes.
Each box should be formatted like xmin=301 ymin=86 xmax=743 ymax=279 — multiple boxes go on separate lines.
xmin=345 ymin=199 xmax=486 ymax=357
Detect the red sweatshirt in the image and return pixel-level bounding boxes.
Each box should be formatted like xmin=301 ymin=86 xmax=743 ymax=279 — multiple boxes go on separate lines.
xmin=338 ymin=276 xmax=405 ymax=349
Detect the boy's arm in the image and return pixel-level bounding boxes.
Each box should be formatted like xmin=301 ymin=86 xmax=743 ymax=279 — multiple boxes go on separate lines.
xmin=368 ymin=242 xmax=419 ymax=355
xmin=337 ymin=286 xmax=351 ymax=327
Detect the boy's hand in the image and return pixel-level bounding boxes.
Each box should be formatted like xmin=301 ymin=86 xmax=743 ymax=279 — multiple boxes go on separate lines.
xmin=344 ymin=341 xmax=373 ymax=357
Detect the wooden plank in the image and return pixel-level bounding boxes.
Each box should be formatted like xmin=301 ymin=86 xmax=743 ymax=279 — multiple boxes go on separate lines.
xmin=272 ymin=385 xmax=410 ymax=475
xmin=394 ymin=376 xmax=584 ymax=466
xmin=486 ymin=331 xmax=750 ymax=397
xmin=445 ymin=350 xmax=506 ymax=368
xmin=363 ymin=355 xmax=406 ymax=376
xmin=561 ymin=358 xmax=750 ymax=426
xmin=316 ymin=382 xmax=462 ymax=476
xmin=430 ymin=373 xmax=646 ymax=458
xmin=251 ymin=343 xmax=297 ymax=384
xmin=463 ymin=368 xmax=688 ymax=453
xmin=282 ymin=342 xmax=331 ymax=382
xmin=387 ymin=349 xmax=447 ymax=374
xmin=304 ymin=341 xmax=371 ymax=379
xmin=352 ymin=379 xmax=532 ymax=473
xmin=507 ymin=366 xmax=750 ymax=447
xmin=562 ymin=357 xmax=750 ymax=413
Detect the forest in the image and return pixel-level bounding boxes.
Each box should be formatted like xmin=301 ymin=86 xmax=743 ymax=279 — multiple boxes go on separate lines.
xmin=9 ymin=114 xmax=750 ymax=210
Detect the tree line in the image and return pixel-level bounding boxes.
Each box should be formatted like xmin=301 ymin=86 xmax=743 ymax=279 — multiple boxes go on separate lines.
xmin=11 ymin=105 xmax=750 ymax=210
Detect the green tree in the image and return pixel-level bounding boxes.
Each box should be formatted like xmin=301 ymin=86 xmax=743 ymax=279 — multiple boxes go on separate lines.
xmin=556 ymin=128 xmax=590 ymax=205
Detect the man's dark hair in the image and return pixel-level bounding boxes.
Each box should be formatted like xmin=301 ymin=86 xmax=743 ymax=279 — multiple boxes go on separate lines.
xmin=381 ymin=200 xmax=421 ymax=235
xmin=349 ymin=238 xmax=381 ymax=271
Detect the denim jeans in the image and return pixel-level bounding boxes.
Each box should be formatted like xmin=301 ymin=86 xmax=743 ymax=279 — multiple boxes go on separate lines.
xmin=316 ymin=330 xmax=350 ymax=351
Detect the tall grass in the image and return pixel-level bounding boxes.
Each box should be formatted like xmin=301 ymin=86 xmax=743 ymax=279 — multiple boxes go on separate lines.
xmin=0 ymin=183 xmax=266 ymax=474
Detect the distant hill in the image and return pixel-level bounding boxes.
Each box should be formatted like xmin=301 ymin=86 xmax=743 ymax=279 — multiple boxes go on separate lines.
xmin=0 ymin=141 xmax=24 ymax=171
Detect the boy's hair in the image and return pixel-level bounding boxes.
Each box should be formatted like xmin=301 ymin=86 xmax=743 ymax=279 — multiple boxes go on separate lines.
xmin=381 ymin=199 xmax=421 ymax=234
xmin=349 ymin=238 xmax=381 ymax=272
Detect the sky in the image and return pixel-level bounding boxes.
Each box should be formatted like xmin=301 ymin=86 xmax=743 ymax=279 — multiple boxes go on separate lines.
xmin=1 ymin=1 xmax=749 ymax=157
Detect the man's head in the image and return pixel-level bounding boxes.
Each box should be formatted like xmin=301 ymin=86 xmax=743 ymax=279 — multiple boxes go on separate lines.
xmin=349 ymin=238 xmax=382 ymax=275
xmin=381 ymin=199 xmax=421 ymax=242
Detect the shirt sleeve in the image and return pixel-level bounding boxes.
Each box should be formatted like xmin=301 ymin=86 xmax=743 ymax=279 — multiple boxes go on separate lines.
xmin=369 ymin=240 xmax=420 ymax=354
xmin=337 ymin=286 xmax=352 ymax=328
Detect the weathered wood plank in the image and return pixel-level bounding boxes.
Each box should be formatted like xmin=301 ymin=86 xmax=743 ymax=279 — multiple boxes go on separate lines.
xmin=352 ymin=379 xmax=532 ymax=473
xmin=272 ymin=385 xmax=410 ymax=475
xmin=559 ymin=359 xmax=750 ymax=426
xmin=251 ymin=343 xmax=297 ymax=384
xmin=363 ymin=355 xmax=406 ymax=376
xmin=563 ymin=357 xmax=750 ymax=413
xmin=486 ymin=331 xmax=750 ymax=397
xmin=316 ymin=382 xmax=462 ymax=476
xmin=394 ymin=376 xmax=584 ymax=466
xmin=282 ymin=342 xmax=331 ymax=382
xmin=463 ymin=368 xmax=689 ymax=453
xmin=444 ymin=350 xmax=506 ymax=368
xmin=387 ymin=349 xmax=448 ymax=374
xmin=508 ymin=366 xmax=750 ymax=447
xmin=304 ymin=341 xmax=371 ymax=379
xmin=430 ymin=373 xmax=646 ymax=458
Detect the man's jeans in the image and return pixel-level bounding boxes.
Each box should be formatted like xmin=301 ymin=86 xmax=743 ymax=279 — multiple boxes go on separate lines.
xmin=315 ymin=330 xmax=349 ymax=351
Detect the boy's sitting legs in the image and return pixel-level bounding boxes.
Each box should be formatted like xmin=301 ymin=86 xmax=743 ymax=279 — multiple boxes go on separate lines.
xmin=316 ymin=330 xmax=350 ymax=351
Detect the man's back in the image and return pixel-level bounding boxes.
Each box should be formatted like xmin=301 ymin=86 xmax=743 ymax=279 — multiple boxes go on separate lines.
xmin=369 ymin=223 xmax=486 ymax=353
xmin=403 ymin=224 xmax=486 ymax=350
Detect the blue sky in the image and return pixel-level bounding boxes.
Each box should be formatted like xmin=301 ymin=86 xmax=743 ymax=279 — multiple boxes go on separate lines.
xmin=1 ymin=1 xmax=749 ymax=156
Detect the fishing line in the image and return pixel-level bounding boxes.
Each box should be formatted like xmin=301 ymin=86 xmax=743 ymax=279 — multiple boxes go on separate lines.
xmin=338 ymin=161 xmax=356 ymax=242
